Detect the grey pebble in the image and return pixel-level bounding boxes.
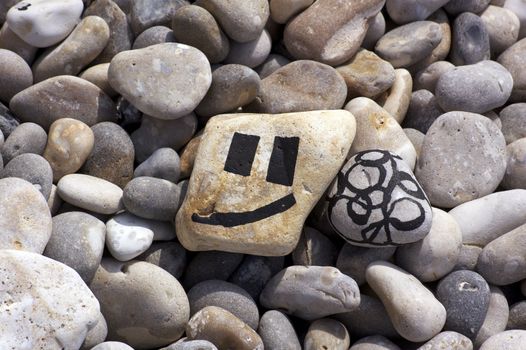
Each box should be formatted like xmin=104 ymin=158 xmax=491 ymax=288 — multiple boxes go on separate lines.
xmin=417 ymin=331 xmax=473 ymax=350
xmin=183 ymin=251 xmax=244 ymax=289
xmin=0 ymin=23 xmax=38 ymax=64
xmin=404 ymin=128 xmax=425 ymax=157
xmin=362 ymin=12 xmax=386 ymax=50
xmin=386 ymin=0 xmax=450 ymax=24
xmin=129 ymin=0 xmax=188 ymax=36
xmin=257 ymin=310 xmax=301 ymax=350
xmin=0 ymin=48 xmax=32 ymax=105
xmin=123 ymin=176 xmax=181 ymax=221
xmin=498 ymin=37 xmax=526 ymax=102
xmin=454 ymin=244 xmax=483 ymax=271
xmin=132 ymin=25 xmax=176 ymax=50
xmin=450 ymin=12 xmax=491 ymax=65
xmin=445 ymin=0 xmax=491 ymax=15
xmin=90 ymin=342 xmax=134 ymax=350
xmin=292 ymin=226 xmax=338 ymax=267
xmin=479 ymin=330 xmax=526 ymax=349
xmin=481 ymin=5 xmax=521 ymax=57
xmin=474 ymin=286 xmax=509 ymax=347
xmin=255 ymin=53 xmax=290 ymax=79
xmin=1 ymin=122 xmax=47 ymax=164
xmin=413 ymin=61 xmax=455 ymax=92
xmin=502 ymin=138 xmax=526 ymax=189
xmin=188 ymin=279 xmax=259 ymax=329
xmin=224 ymin=30 xmax=272 ymax=68
xmin=134 ymin=148 xmax=180 ymax=183
xmin=160 ymin=338 xmax=218 ymax=350
xmin=138 ymin=241 xmax=186 ymax=278
xmin=500 ymin=103 xmax=526 ymax=144
xmin=336 ymin=244 xmax=396 ymax=286
xmin=402 ymin=89 xmax=444 ymax=133
xmin=350 ymin=335 xmax=401 ymax=350
xmin=508 ymin=301 xmax=526 ymax=330
xmin=228 ymin=255 xmax=284 ymax=300
xmin=1 ymin=153 xmax=52 ymax=200
xmin=436 ymin=270 xmax=491 ymax=339
xmin=43 ymin=211 xmax=106 ymax=283
xmin=80 ymin=312 xmax=108 ymax=350
xmin=0 ymin=101 xmax=19 ymax=138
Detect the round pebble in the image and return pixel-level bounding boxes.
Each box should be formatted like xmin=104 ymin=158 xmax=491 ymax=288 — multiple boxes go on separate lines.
xmin=336 ymin=244 xmax=396 ymax=286
xmin=500 ymin=103 xmax=526 ymax=144
xmin=91 ymin=342 xmax=134 ymax=350
xmin=402 ymin=89 xmax=444 ymax=134
xmin=0 ymin=48 xmax=32 ymax=104
xmin=79 ymin=63 xmax=117 ymax=97
xmin=502 ymin=139 xmax=526 ymax=189
xmin=134 ymin=147 xmax=180 ymax=183
xmin=481 ymin=5 xmax=520 ymax=56
xmin=498 ymin=38 xmax=526 ymax=102
xmin=1 ymin=122 xmax=47 ymax=164
xmin=2 ymin=153 xmax=52 ymax=199
xmin=257 ymin=310 xmax=301 ymax=350
xmin=450 ymin=12 xmax=491 ymax=65
xmin=417 ymin=331 xmax=473 ymax=350
xmin=304 ymin=318 xmax=350 ymax=350
xmin=225 ymin=29 xmax=271 ymax=68
xmin=105 ymin=212 xmax=155 ymax=261
xmin=350 ymin=335 xmax=401 ymax=350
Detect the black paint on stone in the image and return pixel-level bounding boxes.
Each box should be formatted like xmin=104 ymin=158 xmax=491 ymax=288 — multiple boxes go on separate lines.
xmin=224 ymin=132 xmax=260 ymax=177
xmin=266 ymin=136 xmax=299 ymax=186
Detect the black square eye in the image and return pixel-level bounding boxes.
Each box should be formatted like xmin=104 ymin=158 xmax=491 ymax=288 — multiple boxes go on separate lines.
xmin=266 ymin=136 xmax=300 ymax=186
xmin=224 ymin=132 xmax=260 ymax=176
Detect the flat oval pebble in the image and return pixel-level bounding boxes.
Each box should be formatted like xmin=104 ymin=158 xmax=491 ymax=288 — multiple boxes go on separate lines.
xmin=57 ymin=173 xmax=124 ymax=214
xmin=435 ymin=60 xmax=513 ymax=114
xmin=2 ymin=153 xmax=52 ymax=199
xmin=1 ymin=122 xmax=47 ymax=163
xmin=9 ymin=75 xmax=118 ymax=130
xmin=32 ymin=15 xmax=110 ymax=82
xmin=415 ymin=111 xmax=507 ymax=208
xmin=386 ymin=0 xmax=450 ymax=24
xmin=44 ymin=211 xmax=105 ymax=283
xmin=257 ymin=310 xmax=301 ymax=350
xmin=417 ymin=331 xmax=473 ymax=350
xmin=450 ymin=12 xmax=490 ymax=65
xmin=366 ymin=261 xmax=447 ymax=342
xmin=498 ymin=38 xmax=526 ymax=102
xmin=108 ymin=43 xmax=211 ymax=120
xmin=90 ymin=258 xmax=190 ymax=349
xmin=304 ymin=318 xmax=350 ymax=350
xmin=0 ymin=48 xmax=32 ymax=104
xmin=475 ymin=286 xmax=509 ymax=347
xmin=0 ymin=249 xmax=100 ymax=349
xmin=43 ymin=118 xmax=94 ymax=182
xmin=6 ymin=0 xmax=84 ymax=47
xmin=479 ymin=330 xmax=526 ymax=349
xmin=260 ymin=265 xmax=360 ymax=320
xmin=134 ymin=147 xmax=180 ymax=183
xmin=106 ymin=212 xmax=156 ymax=261
xmin=375 ymin=21 xmax=443 ymax=68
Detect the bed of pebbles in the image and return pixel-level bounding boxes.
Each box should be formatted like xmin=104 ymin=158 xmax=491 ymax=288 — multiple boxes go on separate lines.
xmin=1 ymin=0 xmax=526 ymax=349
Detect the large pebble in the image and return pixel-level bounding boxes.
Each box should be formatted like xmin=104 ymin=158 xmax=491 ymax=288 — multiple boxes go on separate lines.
xmin=415 ymin=111 xmax=507 ymax=208
xmin=134 ymin=147 xmax=180 ymax=183
xmin=0 ymin=48 xmax=32 ymax=104
xmin=10 ymin=75 xmax=118 ymax=130
xmin=500 ymin=103 xmax=526 ymax=143
xmin=0 ymin=177 xmax=51 ymax=252
xmin=450 ymin=13 xmax=491 ymax=65
xmin=479 ymin=330 xmax=526 ymax=349
xmin=109 ymin=43 xmax=211 ymax=120
xmin=498 ymin=38 xmax=526 ymax=102
xmin=1 ymin=122 xmax=46 ymax=163
xmin=129 ymin=0 xmax=188 ymax=36
xmin=366 ymin=261 xmax=447 ymax=342
xmin=435 ymin=61 xmax=513 ymax=113
xmin=44 ymin=211 xmax=105 ymax=283
xmin=2 ymin=153 xmax=52 ymax=199
xmin=57 ymin=174 xmax=124 ymax=214
xmin=32 ymin=16 xmax=110 ymax=82
xmin=304 ymin=318 xmax=350 ymax=350
xmin=385 ymin=0 xmax=450 ymax=24
xmin=257 ymin=310 xmax=301 ymax=350
xmin=284 ymin=0 xmax=385 ymax=65
xmin=0 ymin=250 xmax=100 ymax=349
xmin=260 ymin=265 xmax=360 ymax=320
xmin=6 ymin=0 xmax=84 ymax=47
xmin=481 ymin=5 xmax=520 ymax=56
xmin=247 ymin=60 xmax=347 ymax=114
xmin=90 ymin=258 xmax=190 ymax=349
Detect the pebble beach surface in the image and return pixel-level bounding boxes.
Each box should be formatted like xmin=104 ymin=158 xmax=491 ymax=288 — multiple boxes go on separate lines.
xmin=1 ymin=0 xmax=526 ymax=349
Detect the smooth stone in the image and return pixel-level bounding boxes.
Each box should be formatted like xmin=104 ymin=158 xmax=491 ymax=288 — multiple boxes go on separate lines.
xmin=336 ymin=48 xmax=395 ymax=99
xmin=47 ymin=184 xmax=62 ymax=215
xmin=450 ymin=13 xmax=491 ymax=65
xmin=508 ymin=301 xmax=526 ymax=329
xmin=481 ymin=5 xmax=520 ymax=56
xmin=449 ymin=190 xmax=526 ymax=246
xmin=0 ymin=101 xmax=20 ymax=138
xmin=402 ymin=90 xmax=444 ymax=134
xmin=413 ymin=61 xmax=455 ymax=93
xmin=1 ymin=122 xmax=46 ymax=163
xmin=362 ymin=12 xmax=386 ymax=50
xmin=498 ymin=38 xmax=526 ymax=102
xmin=500 ymin=103 xmax=526 ymax=143
xmin=179 ymin=134 xmax=201 ymax=179
xmin=80 ymin=122 xmax=134 ymax=188
xmin=247 ymin=60 xmax=347 ymax=114
xmin=83 ymin=0 xmax=133 ymax=64
xmin=1 ymin=153 xmax=52 ymax=199
xmin=504 ymin=0 xmax=526 ymax=38
xmin=171 ymin=5 xmax=229 ymax=63
xmin=260 ymin=265 xmax=360 ymax=320
xmin=385 ymin=0 xmax=450 ymax=24
xmin=436 ymin=270 xmax=491 ymax=339
xmin=138 ymin=241 xmax=186 ymax=278
xmin=479 ymin=330 xmax=526 ymax=349
xmin=417 ymin=331 xmax=473 ymax=350
xmin=106 ymin=212 xmax=156 ymax=261
xmin=375 ymin=21 xmax=442 ymax=68
xmin=502 ymin=139 xmax=526 ymax=189
xmin=396 ymin=208 xmax=462 ymax=282
xmin=108 ymin=43 xmax=211 ymax=120
xmin=111 ymin=212 xmax=175 ymax=242
xmin=188 ymin=280 xmax=259 ymax=330
xmin=0 ymin=249 xmax=100 ymax=349
xmin=90 ymin=259 xmax=189 ymax=349
xmin=376 ymin=68 xmax=413 ymax=124
xmin=43 ymin=118 xmax=94 ymax=182
xmin=91 ymin=342 xmax=134 ymax=350
xmin=6 ymin=0 xmax=84 ymax=48
xmin=123 ymin=176 xmax=181 ymax=221
xmin=291 ymin=226 xmax=338 ymax=266
xmin=270 ymin=0 xmax=313 ymax=24
xmin=477 ymin=222 xmax=526 ymax=285
xmin=80 ymin=312 xmax=108 ymax=350
xmin=345 ymin=97 xmax=417 ymax=169
xmin=131 ymin=113 xmax=197 ymax=163
xmin=0 ymin=23 xmax=37 ymax=64
xmin=350 ymin=335 xmax=401 ymax=350
xmin=160 ymin=338 xmax=217 ymax=350
xmin=80 ymin=63 xmax=117 ymax=97
xmin=194 ymin=0 xmax=269 ymax=43
xmin=257 ymin=310 xmax=301 ymax=350
xmin=32 ymin=16 xmax=110 ymax=82
xmin=176 ymin=111 xmax=356 ymax=256
xmin=445 ymin=0 xmax=491 ymax=14
xmin=57 ymin=174 xmax=124 ymax=214
xmin=475 ymin=286 xmax=509 ymax=347
xmin=9 ymin=75 xmax=118 ymax=130
xmin=44 ymin=211 xmax=105 ymax=282
xmin=186 ymin=306 xmax=263 ymax=349
xmin=284 ymin=0 xmax=384 ymax=66
xmin=455 ymin=244 xmax=483 ymax=271
xmin=336 ymin=244 xmax=396 ymax=285
xmin=366 ymin=261 xmax=447 ymax=342
xmin=0 ymin=48 xmax=32 ymax=104
xmin=224 ymin=29 xmax=271 ymax=68
xmin=415 ymin=111 xmax=507 ymax=208
xmin=0 ymin=0 xmax=18 ymax=24
xmin=134 ymin=148 xmax=180 ymax=183
xmin=183 ymin=251 xmax=243 ymax=289
xmin=0 ymin=177 xmax=52 ymax=252
xmin=228 ymin=255 xmax=284 ymax=300
xmin=132 ymin=25 xmax=176 ymax=49
xmin=304 ymin=318 xmax=350 ymax=350
xmin=256 ymin=53 xmax=290 ymax=79
xmin=195 ymin=64 xmax=260 ymax=118
xmin=405 ymin=128 xmax=426 ymax=157
xmin=129 ymin=0 xmax=188 ymax=36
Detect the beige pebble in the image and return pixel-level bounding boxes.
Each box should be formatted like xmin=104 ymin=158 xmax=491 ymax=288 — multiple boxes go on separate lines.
xmin=79 ymin=63 xmax=117 ymax=97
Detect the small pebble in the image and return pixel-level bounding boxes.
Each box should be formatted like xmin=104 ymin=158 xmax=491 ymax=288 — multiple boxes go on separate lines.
xmin=228 ymin=255 xmax=284 ymax=300
xmin=304 ymin=318 xmax=350 ymax=350
xmin=292 ymin=226 xmax=338 ymax=266
xmin=481 ymin=5 xmax=520 ymax=56
xmin=336 ymin=244 xmax=396 ymax=286
xmin=257 ymin=310 xmax=302 ymax=350
xmin=1 ymin=122 xmax=47 ymax=163
xmin=417 ymin=331 xmax=473 ymax=350
xmin=1 ymin=153 xmax=52 ymax=199
xmin=386 ymin=0 xmax=450 ymax=24
xmin=128 ymin=0 xmax=188 ymax=36
xmin=475 ymin=286 xmax=509 ymax=347
xmin=183 ymin=251 xmax=243 ymax=289
xmin=79 ymin=63 xmax=117 ymax=97
xmin=138 ymin=241 xmax=186 ymax=278
xmin=402 ymin=89 xmax=444 ymax=134
xmin=350 ymin=335 xmax=401 ymax=350
xmin=134 ymin=147 xmax=180 ymax=183
xmin=502 ymin=138 xmax=526 ymax=189
xmin=498 ymin=38 xmax=526 ymax=102
xmin=91 ymin=342 xmax=134 ymax=350
xmin=450 ymin=12 xmax=491 ymax=65
xmin=132 ymin=25 xmax=176 ymax=49
xmin=500 ymin=103 xmax=526 ymax=143
xmin=105 ymin=212 xmax=155 ymax=261
xmin=0 ymin=48 xmax=32 ymax=104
